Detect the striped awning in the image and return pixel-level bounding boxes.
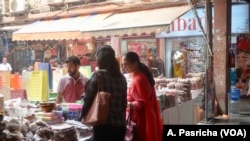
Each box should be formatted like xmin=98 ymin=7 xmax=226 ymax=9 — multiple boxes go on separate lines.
xmin=0 ymin=24 xmax=28 ymax=31
xmin=12 ymin=13 xmax=111 ymax=41
xmin=81 ymin=5 xmax=191 ymax=37
xmin=12 ymin=5 xmax=190 ymax=40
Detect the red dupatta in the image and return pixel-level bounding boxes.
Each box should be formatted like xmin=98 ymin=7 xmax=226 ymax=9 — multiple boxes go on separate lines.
xmin=127 ymin=72 xmax=162 ymax=141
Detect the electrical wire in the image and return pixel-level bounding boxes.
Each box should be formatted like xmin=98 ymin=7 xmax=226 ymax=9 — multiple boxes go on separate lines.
xmin=186 ymin=0 xmax=213 ymax=56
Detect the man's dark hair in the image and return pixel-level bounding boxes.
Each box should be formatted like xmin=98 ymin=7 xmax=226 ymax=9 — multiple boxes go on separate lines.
xmin=65 ymin=56 xmax=80 ymax=65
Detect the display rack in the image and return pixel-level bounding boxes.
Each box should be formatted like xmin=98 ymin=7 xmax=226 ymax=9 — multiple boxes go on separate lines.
xmin=185 ymin=45 xmax=205 ymax=73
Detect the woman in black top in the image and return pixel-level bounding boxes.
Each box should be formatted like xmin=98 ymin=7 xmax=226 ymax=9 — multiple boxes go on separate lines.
xmin=80 ymin=45 xmax=127 ymax=141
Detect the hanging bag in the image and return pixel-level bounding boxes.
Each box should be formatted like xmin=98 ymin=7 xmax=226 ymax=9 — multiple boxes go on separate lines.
xmin=124 ymin=104 xmax=139 ymax=141
xmin=82 ymin=71 xmax=110 ymax=126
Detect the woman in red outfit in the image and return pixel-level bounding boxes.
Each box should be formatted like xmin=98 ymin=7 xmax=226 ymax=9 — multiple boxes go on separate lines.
xmin=122 ymin=52 xmax=162 ymax=141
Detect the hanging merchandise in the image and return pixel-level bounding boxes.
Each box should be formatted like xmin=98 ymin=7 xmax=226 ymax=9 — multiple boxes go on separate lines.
xmin=4 ymin=33 xmax=8 ymax=52
xmin=172 ymin=50 xmax=184 ymax=78
xmin=50 ymin=47 xmax=58 ymax=56
xmin=235 ymin=34 xmax=250 ymax=96
xmin=229 ymin=49 xmax=235 ymax=68
xmin=185 ymin=42 xmax=205 ymax=73
xmin=43 ymin=48 xmax=52 ymax=62
xmin=229 ymin=48 xmax=236 ymax=85
xmin=128 ymin=42 xmax=142 ymax=56
xmin=230 ymin=68 xmax=236 ymax=86
xmin=173 ymin=39 xmax=206 ymax=76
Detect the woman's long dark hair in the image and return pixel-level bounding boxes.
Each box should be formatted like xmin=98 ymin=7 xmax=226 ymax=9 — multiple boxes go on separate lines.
xmin=96 ymin=45 xmax=122 ymax=77
xmin=123 ymin=51 xmax=155 ymax=86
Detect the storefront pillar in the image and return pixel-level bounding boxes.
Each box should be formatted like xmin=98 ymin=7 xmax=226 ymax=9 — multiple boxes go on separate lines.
xmin=213 ymin=0 xmax=231 ymax=114
xmin=158 ymin=38 xmax=165 ymax=62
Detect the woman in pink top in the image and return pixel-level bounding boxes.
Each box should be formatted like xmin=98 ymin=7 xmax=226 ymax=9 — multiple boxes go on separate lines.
xmin=122 ymin=52 xmax=162 ymax=141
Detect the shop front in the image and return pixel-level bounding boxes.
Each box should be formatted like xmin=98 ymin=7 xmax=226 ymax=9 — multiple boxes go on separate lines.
xmin=11 ymin=13 xmax=111 ymax=73
xmin=7 ymin=4 xmax=193 ymax=93
xmin=156 ymin=3 xmax=249 ymax=78
xmin=10 ymin=39 xmax=96 ymax=74
xmin=81 ymin=5 xmax=190 ymax=70
xmin=155 ymin=3 xmax=249 ymax=123
xmin=10 ymin=5 xmax=192 ymax=75
xmin=94 ymin=34 xmax=158 ymax=67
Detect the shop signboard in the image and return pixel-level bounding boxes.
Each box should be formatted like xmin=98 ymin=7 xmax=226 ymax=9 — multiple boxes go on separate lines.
xmin=73 ymin=46 xmax=87 ymax=55
xmin=156 ymin=4 xmax=249 ymax=38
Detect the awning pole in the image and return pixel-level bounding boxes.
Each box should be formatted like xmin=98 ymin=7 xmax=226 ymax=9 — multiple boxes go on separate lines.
xmin=202 ymin=0 xmax=216 ymax=124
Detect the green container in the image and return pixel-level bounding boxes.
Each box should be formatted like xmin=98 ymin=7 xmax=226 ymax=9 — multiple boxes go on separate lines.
xmin=48 ymin=92 xmax=57 ymax=101
xmin=76 ymin=100 xmax=83 ymax=104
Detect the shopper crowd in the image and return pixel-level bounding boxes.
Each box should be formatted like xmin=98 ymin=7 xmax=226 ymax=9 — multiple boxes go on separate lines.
xmin=54 ymin=45 xmax=163 ymax=141
xmin=0 ymin=45 xmax=163 ymax=141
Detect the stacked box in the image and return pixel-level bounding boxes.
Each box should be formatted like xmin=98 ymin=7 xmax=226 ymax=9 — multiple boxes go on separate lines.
xmin=0 ymin=71 xmax=10 ymax=88
xmin=27 ymin=70 xmax=48 ymax=101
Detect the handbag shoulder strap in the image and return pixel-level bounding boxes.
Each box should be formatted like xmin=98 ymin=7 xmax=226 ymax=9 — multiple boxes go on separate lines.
xmin=130 ymin=105 xmax=134 ymax=118
xmin=97 ymin=71 xmax=104 ymax=91
xmin=127 ymin=104 xmax=135 ymax=123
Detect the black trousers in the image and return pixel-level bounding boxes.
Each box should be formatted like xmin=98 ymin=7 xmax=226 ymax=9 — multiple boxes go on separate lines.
xmin=92 ymin=124 xmax=126 ymax=141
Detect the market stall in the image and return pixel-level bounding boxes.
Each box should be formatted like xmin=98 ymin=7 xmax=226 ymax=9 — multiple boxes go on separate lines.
xmin=0 ymin=67 xmax=93 ymax=140
xmin=0 ymin=97 xmax=92 ymax=141
xmin=155 ymin=72 xmax=205 ymax=124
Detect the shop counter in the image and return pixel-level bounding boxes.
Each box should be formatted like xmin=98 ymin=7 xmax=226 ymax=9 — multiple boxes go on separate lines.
xmin=161 ymin=99 xmax=196 ymax=124
xmin=198 ymin=115 xmax=250 ymax=125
